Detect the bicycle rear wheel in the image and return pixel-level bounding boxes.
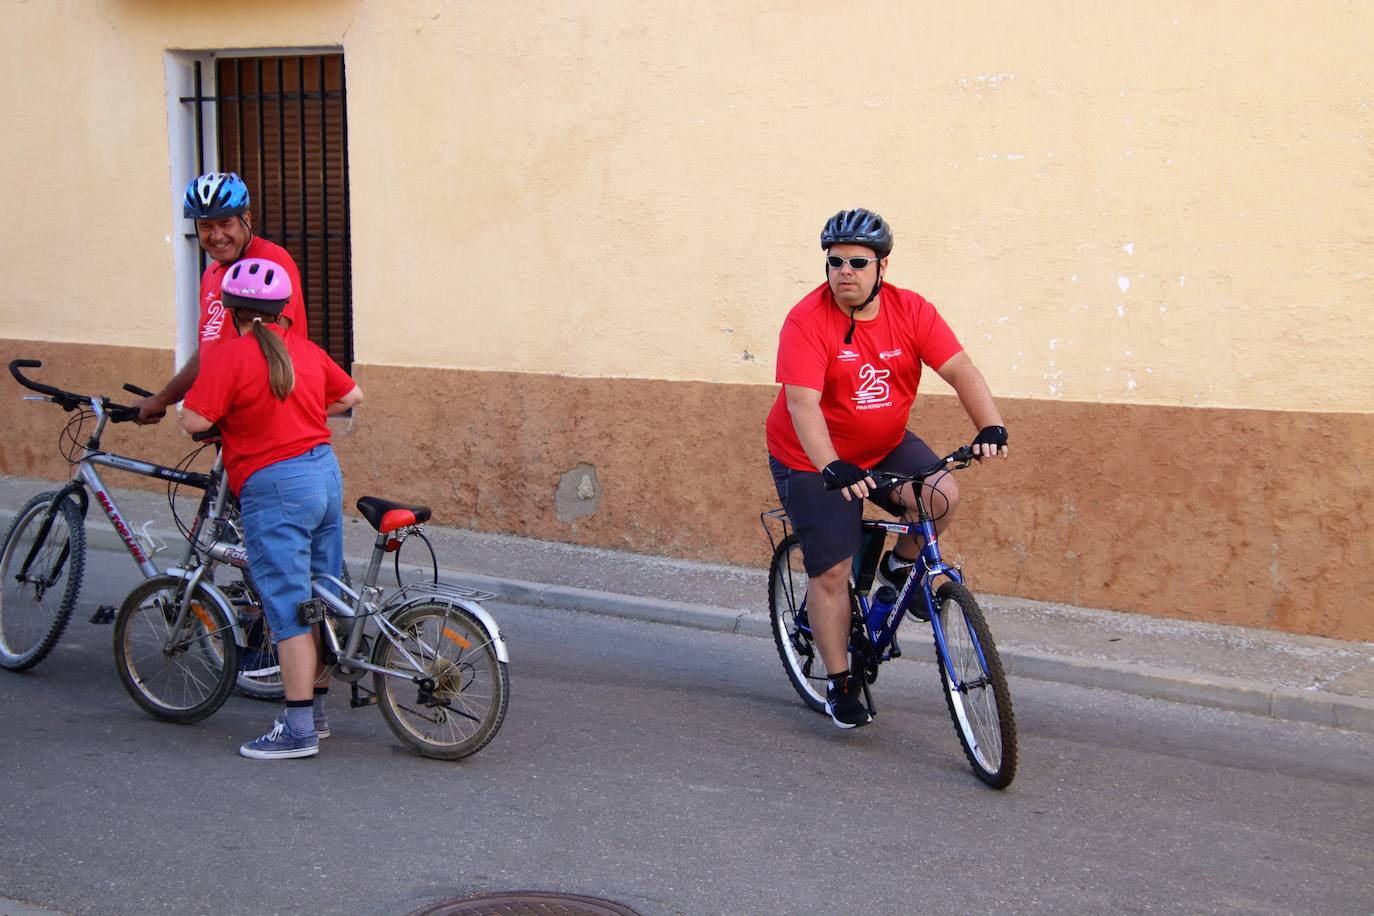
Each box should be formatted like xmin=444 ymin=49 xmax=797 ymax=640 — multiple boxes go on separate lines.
xmin=0 ymin=492 xmax=85 ymax=671
xmin=768 ymin=534 xmax=831 ymax=712
xmin=931 ymin=581 xmax=1017 ymax=789
xmin=113 ymin=575 xmax=238 ymax=724
xmin=372 ymin=602 xmax=509 ymax=760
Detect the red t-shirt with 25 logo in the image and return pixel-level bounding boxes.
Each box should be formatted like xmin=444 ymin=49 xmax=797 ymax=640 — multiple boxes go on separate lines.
xmin=197 ymin=236 xmax=308 ymax=359
xmin=766 ymin=282 xmax=962 ymax=472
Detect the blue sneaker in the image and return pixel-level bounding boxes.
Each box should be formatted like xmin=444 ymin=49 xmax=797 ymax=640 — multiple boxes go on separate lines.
xmin=239 ymin=719 xmax=319 ymax=759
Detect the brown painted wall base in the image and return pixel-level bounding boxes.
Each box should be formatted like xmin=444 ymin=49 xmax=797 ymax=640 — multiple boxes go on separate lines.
xmin=3 ymin=340 xmax=1370 ymax=641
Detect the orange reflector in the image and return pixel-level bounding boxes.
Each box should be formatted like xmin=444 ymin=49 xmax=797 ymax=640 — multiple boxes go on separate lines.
xmin=441 ymin=626 xmax=471 ymax=649
xmin=191 ymin=602 xmax=214 ymax=629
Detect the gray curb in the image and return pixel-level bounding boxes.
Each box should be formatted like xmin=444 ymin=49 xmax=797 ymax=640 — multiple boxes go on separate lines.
xmin=10 ymin=510 xmax=1374 ymax=736
xmin=442 ymin=571 xmax=1374 ymax=738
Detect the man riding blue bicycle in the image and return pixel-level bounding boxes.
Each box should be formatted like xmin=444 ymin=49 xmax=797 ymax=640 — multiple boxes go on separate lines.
xmin=766 ymin=207 xmax=1009 ymax=729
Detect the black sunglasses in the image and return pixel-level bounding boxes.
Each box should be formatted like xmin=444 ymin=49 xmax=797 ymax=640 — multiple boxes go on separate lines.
xmin=826 ymin=255 xmax=881 ymax=270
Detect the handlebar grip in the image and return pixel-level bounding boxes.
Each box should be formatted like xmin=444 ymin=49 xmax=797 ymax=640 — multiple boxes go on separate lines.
xmin=191 ymin=426 xmax=222 ymax=443
xmin=106 ymin=404 xmax=142 ymax=424
xmin=9 ymin=358 xmax=69 ymax=401
xmin=123 ymin=383 xmax=155 ymax=399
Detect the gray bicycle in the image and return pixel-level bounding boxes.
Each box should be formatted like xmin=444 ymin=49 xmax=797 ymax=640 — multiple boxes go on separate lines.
xmin=114 ymin=426 xmax=510 ymax=758
xmin=2 ymin=359 xmax=288 ymax=701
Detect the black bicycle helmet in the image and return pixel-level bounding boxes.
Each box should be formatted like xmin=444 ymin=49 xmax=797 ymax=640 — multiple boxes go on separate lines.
xmin=820 ymin=208 xmax=893 ymax=258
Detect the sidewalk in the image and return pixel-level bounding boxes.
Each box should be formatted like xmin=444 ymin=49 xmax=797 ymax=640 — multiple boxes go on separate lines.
xmin=3 ymin=474 xmax=1372 ymax=734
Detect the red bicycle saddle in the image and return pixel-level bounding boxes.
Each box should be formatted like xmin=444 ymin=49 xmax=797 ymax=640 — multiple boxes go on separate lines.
xmin=356 ymin=496 xmax=432 ymax=533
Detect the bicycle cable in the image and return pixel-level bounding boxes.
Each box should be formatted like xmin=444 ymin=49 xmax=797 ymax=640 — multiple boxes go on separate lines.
xmin=58 ymin=409 xmax=96 ymax=465
xmin=888 ymin=466 xmax=955 ymax=524
xmin=167 ymin=443 xmax=214 ymax=543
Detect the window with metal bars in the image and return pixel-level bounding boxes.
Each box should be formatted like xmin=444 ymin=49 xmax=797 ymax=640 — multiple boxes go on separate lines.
xmin=182 ymin=54 xmax=353 ymax=372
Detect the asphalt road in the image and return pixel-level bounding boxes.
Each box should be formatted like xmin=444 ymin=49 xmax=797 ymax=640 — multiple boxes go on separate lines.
xmin=1 ymin=547 xmax=1371 ymax=916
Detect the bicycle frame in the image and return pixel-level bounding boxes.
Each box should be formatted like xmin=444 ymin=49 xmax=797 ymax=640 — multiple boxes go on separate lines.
xmin=856 ymin=481 xmax=995 ymax=697
xmin=307 ymin=557 xmax=510 ymax=685
xmin=762 ymin=446 xmax=994 ymax=692
xmin=26 ymin=397 xmax=214 ymax=579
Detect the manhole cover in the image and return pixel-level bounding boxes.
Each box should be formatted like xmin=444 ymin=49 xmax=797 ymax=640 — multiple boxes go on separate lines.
xmin=410 ymin=891 xmax=644 ymax=916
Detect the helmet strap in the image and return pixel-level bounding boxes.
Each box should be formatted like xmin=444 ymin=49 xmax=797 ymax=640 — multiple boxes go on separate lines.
xmin=842 ymin=274 xmax=883 ymax=345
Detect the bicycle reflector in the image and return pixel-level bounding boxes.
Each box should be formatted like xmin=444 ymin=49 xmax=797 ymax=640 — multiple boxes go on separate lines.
xmin=441 ymin=627 xmax=471 ymax=650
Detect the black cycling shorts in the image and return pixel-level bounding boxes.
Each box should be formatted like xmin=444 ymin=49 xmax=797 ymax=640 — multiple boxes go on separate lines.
xmin=768 ymin=431 xmax=940 ymax=578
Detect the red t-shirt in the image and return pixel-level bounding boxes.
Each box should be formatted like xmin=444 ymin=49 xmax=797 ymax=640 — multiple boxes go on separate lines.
xmin=184 ymin=328 xmax=355 ymax=495
xmin=765 ymin=282 xmax=963 ymax=471
xmin=198 ymin=236 xmax=308 ymax=360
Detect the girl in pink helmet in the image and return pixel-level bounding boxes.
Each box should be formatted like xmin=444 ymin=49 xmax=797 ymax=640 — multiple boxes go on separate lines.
xmin=182 ymin=258 xmax=363 ymax=759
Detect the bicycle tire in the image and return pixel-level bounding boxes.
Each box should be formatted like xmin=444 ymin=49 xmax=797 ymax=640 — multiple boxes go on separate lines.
xmin=931 ymin=581 xmax=1017 ymax=789
xmin=232 ymin=562 xmax=354 ymax=701
xmin=0 ymin=492 xmax=85 ymax=671
xmin=768 ymin=533 xmax=831 ymax=712
xmin=372 ymin=602 xmax=509 ymax=760
xmin=112 ymin=575 xmax=239 ymax=724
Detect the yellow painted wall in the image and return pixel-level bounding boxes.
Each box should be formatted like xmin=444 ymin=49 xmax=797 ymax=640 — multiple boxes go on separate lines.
xmin=1 ymin=1 xmax=1371 ymax=412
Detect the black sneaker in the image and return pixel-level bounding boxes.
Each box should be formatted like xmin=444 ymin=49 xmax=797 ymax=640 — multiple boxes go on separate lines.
xmin=877 ymin=551 xmax=927 ymax=621
xmin=825 ymin=672 xmax=871 ymax=729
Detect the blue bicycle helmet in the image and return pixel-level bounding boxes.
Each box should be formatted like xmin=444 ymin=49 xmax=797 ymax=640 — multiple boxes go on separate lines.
xmin=820 ymin=208 xmax=893 ymax=258
xmin=183 ymin=172 xmax=250 ymax=220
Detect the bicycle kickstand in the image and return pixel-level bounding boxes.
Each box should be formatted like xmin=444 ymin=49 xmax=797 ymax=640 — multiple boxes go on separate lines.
xmin=349 ymin=681 xmax=377 ymax=709
xmin=861 ymin=682 xmax=878 ymax=720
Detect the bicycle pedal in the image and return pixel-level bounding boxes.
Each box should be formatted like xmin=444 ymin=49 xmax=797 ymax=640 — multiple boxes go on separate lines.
xmin=89 ymin=605 xmax=116 ymax=625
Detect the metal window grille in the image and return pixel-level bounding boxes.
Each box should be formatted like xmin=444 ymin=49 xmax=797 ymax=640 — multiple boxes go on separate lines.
xmin=182 ymin=54 xmax=353 ymax=372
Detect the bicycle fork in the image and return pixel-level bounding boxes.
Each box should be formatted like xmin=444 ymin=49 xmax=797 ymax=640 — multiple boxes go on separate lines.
xmin=15 ymin=488 xmax=84 ymax=596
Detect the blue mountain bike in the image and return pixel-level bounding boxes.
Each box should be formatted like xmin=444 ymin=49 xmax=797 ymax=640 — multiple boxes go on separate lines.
xmin=763 ymin=446 xmax=1018 ymax=789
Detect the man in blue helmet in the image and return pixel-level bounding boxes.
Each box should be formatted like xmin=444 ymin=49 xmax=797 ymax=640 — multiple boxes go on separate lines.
xmin=135 ymin=172 xmax=308 ymax=422
xmin=766 ymin=207 xmax=1009 ymax=729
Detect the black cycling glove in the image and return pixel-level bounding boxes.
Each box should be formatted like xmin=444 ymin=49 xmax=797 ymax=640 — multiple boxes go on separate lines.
xmin=822 ymin=459 xmax=871 ymax=491
xmin=972 ymin=426 xmax=1009 ymax=450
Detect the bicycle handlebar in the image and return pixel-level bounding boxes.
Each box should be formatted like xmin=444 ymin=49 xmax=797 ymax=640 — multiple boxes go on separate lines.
xmin=9 ymin=358 xmax=144 ymax=423
xmin=826 ymin=445 xmax=978 ymax=491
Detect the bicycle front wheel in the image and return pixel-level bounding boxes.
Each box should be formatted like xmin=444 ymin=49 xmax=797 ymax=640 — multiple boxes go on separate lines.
xmin=113 ymin=575 xmax=239 ymax=723
xmin=932 ymin=582 xmax=1017 ymax=789
xmin=768 ymin=533 xmax=831 ymax=712
xmin=0 ymin=492 xmax=85 ymax=671
xmin=372 ymin=602 xmax=509 ymax=760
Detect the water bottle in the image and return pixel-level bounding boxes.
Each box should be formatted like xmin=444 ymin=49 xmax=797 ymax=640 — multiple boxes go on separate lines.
xmin=870 ymin=584 xmax=898 ymax=621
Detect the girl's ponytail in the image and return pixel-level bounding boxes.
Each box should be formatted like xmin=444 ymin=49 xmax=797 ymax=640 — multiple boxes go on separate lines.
xmin=250 ymin=317 xmax=295 ymax=400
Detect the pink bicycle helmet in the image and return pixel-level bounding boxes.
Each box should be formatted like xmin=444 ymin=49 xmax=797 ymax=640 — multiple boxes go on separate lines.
xmin=220 ymin=258 xmax=292 ymax=316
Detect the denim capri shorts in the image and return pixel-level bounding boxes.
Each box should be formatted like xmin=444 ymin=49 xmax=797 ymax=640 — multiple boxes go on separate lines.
xmin=238 ymin=444 xmax=344 ymax=643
